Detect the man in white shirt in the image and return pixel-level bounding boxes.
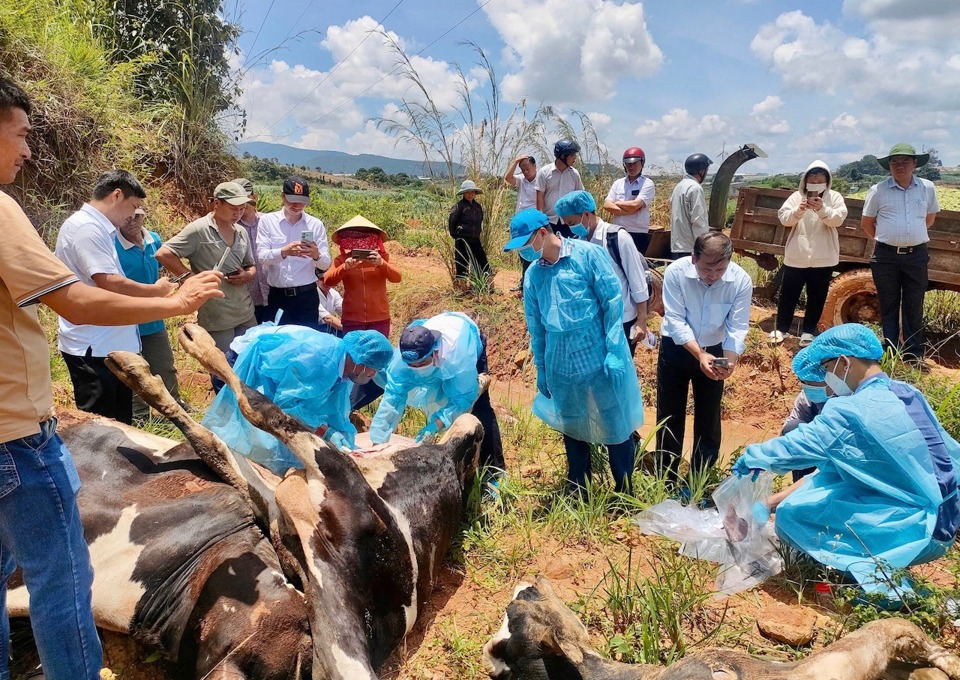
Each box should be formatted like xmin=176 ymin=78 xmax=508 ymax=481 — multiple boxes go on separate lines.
xmin=316 ymin=267 xmax=343 ymax=337
xmin=256 ymin=176 xmax=331 ymax=330
xmin=555 ymin=190 xmax=652 ymax=354
xmin=603 ymin=146 xmax=656 ymax=255
xmin=56 ymin=170 xmax=175 ymax=424
xmin=656 ymin=231 xmax=753 ymax=486
xmin=861 ymin=143 xmax=940 ymax=363
xmin=504 ymin=154 xmax=538 ymax=291
xmin=669 ymin=153 xmax=712 ymax=258
xmin=535 ymin=139 xmax=584 ymax=238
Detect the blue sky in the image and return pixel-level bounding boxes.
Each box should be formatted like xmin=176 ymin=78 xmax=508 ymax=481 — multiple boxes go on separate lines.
xmin=231 ymin=0 xmax=960 ymax=174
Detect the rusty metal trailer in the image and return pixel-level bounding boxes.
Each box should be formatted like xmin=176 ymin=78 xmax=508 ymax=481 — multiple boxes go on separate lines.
xmin=730 ymin=186 xmax=960 ymax=329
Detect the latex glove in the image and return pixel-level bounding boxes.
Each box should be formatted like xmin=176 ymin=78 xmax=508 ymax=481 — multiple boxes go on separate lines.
xmin=415 ymin=420 xmax=441 ymax=443
xmin=536 ymin=367 xmax=551 ymax=398
xmin=327 ymin=430 xmax=356 ymax=452
xmin=752 ymin=501 xmax=771 ymax=524
xmin=732 ymin=456 xmax=761 ymax=480
xmin=603 ymin=353 xmax=625 ymax=390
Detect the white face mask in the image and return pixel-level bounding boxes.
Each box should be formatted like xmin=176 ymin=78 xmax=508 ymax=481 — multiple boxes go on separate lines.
xmin=806 ymin=182 xmax=827 ymax=194
xmin=823 ymin=357 xmax=852 ymax=397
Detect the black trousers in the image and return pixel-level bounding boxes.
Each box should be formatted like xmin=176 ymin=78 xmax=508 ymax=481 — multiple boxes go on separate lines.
xmin=267 ymin=285 xmax=322 ymax=331
xmin=627 ymin=231 xmax=651 ymax=256
xmin=473 ymin=334 xmax=505 ymax=472
xmin=871 ymin=243 xmax=928 ymax=360
xmin=453 ymin=237 xmax=491 ymax=280
xmin=562 ymin=435 xmax=634 ymax=495
xmin=776 ymin=265 xmax=833 ymax=335
xmin=62 ymin=349 xmax=133 ymax=424
xmin=655 ymin=336 xmax=724 ymax=484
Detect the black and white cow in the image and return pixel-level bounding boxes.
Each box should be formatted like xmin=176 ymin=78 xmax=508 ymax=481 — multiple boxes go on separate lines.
xmin=483 ymin=576 xmax=960 ymax=680
xmin=8 ymin=323 xmax=483 ymax=679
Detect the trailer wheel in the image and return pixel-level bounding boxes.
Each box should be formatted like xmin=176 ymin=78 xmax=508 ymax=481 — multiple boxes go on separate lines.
xmin=819 ymin=269 xmax=880 ymax=331
xmin=648 ymin=268 xmax=664 ymax=317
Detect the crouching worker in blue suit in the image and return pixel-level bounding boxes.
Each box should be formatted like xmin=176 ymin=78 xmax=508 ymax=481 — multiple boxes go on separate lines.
xmin=504 ymin=208 xmax=644 ymax=496
xmin=734 ymin=323 xmax=960 ymax=604
xmin=369 ymin=312 xmax=505 ymax=481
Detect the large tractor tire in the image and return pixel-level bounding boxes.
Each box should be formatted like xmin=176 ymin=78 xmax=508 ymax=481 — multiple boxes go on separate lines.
xmin=818 ymin=268 xmax=880 ymax=331
xmin=648 ymin=268 xmax=665 ymax=317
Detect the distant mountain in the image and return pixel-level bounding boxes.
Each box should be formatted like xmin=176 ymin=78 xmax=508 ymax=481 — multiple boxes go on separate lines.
xmin=235 ymin=141 xmax=463 ymax=177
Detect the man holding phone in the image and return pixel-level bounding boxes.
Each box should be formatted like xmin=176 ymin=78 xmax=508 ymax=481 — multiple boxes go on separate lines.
xmin=257 ymin=176 xmax=330 ymax=329
xmin=656 ymin=232 xmax=753 ymax=488
xmin=155 ymin=182 xmax=258 ymax=388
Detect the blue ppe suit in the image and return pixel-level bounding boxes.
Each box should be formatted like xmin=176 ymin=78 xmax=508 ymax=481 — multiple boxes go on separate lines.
xmin=202 ymin=324 xmax=358 ymax=473
xmin=739 ymin=374 xmax=960 ymax=595
xmin=369 ymin=312 xmax=482 ymax=443
xmin=523 ymin=238 xmax=644 ymax=444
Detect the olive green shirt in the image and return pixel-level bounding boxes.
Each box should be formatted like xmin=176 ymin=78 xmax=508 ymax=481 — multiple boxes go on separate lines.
xmin=163 ymin=214 xmax=255 ymax=332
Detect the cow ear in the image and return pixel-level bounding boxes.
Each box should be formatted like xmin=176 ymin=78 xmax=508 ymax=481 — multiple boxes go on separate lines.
xmin=552 ymin=631 xmax=584 ymax=664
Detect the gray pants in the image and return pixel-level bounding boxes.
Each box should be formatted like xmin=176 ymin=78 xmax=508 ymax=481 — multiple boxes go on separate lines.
xmin=133 ymin=329 xmax=182 ymax=420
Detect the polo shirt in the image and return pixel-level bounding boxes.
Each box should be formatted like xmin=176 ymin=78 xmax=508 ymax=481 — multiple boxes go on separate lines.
xmin=256 ymin=209 xmax=331 ymax=288
xmin=0 ymin=191 xmax=78 ymax=441
xmin=162 ymin=214 xmax=255 ymax=332
xmin=660 ymin=256 xmax=753 ymax=354
xmin=863 ymin=176 xmax=940 ymax=247
xmin=115 ymin=228 xmax=164 ymax=336
xmin=605 ymin=175 xmax=656 ymax=233
xmin=534 ymin=164 xmax=584 ymax=220
xmin=56 ymin=203 xmax=140 ymax=356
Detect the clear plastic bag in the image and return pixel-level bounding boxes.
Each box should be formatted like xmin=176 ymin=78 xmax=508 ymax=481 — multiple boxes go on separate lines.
xmin=633 ymin=473 xmax=783 ymax=597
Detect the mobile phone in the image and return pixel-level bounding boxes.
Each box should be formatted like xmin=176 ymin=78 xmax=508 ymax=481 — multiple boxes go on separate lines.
xmin=301 ymin=230 xmax=315 ymax=243
xmin=351 ymin=248 xmax=373 ymax=260
xmin=806 ymin=191 xmax=817 ymax=199
xmin=223 ymin=270 xmax=241 ymax=277
xmin=713 ymin=357 xmax=730 ymax=369
xmin=170 ymin=272 xmax=192 ymax=284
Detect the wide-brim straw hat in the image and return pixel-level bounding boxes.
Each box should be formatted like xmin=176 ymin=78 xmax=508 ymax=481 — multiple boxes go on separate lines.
xmin=331 ymin=214 xmax=388 ymax=243
xmin=457 ymin=179 xmax=483 ymax=195
xmin=877 ymin=143 xmax=930 ymax=170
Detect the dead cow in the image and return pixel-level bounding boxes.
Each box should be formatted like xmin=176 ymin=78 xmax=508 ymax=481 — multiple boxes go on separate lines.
xmin=8 ymin=323 xmax=482 ymax=679
xmin=483 ymin=576 xmax=960 ymax=680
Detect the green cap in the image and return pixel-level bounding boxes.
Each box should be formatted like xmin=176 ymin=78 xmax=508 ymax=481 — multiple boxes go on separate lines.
xmin=213 ymin=181 xmax=250 ymax=205
xmin=877 ymin=143 xmax=929 ymax=171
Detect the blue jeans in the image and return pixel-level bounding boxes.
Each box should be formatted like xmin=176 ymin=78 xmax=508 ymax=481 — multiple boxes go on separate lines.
xmin=0 ymin=419 xmax=101 ymax=680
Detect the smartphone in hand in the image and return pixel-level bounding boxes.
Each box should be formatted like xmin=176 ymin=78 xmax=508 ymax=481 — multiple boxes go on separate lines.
xmin=713 ymin=357 xmax=730 ymax=369
xmin=351 ymin=248 xmax=373 ymax=260
xmin=301 ymin=230 xmax=315 ymax=243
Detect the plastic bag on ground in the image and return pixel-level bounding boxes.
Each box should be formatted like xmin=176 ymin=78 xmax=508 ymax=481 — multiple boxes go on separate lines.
xmin=633 ymin=473 xmax=783 ymax=597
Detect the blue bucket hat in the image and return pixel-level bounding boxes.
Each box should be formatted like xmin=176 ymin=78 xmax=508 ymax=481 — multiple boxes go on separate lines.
xmin=341 ymin=330 xmax=394 ymax=371
xmin=792 ymin=323 xmax=884 ymax=382
xmin=554 ymin=190 xmax=596 ymax=218
xmin=504 ymin=208 xmax=550 ymax=251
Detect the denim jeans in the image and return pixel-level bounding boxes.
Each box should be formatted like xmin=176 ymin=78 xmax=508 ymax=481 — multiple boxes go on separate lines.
xmin=0 ymin=419 xmax=101 ymax=680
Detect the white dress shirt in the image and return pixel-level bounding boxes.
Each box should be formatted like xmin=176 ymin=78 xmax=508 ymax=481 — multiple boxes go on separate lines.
xmin=661 ymin=257 xmax=753 ymax=354
xmin=55 ymin=204 xmax=140 ymax=355
xmin=317 ymin=286 xmax=343 ymax=321
xmin=670 ymin=175 xmax=709 ymax=253
xmin=256 ymin=209 xmax=331 ymax=287
xmin=514 ymin=174 xmax=537 ymax=213
xmin=606 ymin=175 xmax=655 ymax=233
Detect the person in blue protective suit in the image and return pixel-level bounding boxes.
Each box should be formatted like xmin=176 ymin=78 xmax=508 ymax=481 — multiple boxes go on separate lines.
xmin=734 ymin=323 xmax=960 ymax=602
xmin=369 ymin=312 xmax=505 ymax=474
xmin=504 ymin=208 xmax=645 ymax=495
xmin=201 ymin=325 xmax=394 ymax=473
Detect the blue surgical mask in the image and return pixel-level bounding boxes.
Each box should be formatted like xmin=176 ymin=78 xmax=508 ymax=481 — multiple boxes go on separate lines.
xmin=570 ymin=225 xmax=588 ymax=239
xmin=802 ymin=385 xmax=828 ymax=404
xmin=518 ymin=231 xmax=543 ymax=262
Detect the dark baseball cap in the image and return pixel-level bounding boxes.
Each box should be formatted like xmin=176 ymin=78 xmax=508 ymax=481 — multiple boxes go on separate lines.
xmin=231 ymin=177 xmax=255 ymax=197
xmin=282 ymin=176 xmax=311 ymax=204
xmin=399 ymin=324 xmax=441 ymax=364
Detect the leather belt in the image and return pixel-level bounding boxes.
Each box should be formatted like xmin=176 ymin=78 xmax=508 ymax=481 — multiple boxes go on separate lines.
xmin=875 ymin=241 xmax=926 ymax=255
xmin=271 ymin=283 xmax=315 ymax=297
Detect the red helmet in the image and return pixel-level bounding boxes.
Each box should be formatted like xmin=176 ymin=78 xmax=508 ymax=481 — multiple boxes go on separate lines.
xmin=622 ymin=146 xmax=645 ymax=164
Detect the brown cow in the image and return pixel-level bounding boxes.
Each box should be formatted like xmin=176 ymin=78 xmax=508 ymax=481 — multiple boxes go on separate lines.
xmin=483 ymin=576 xmax=960 ymax=680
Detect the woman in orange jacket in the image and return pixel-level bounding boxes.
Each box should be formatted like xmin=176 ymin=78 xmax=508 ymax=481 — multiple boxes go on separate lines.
xmin=323 ymin=215 xmax=402 ymax=338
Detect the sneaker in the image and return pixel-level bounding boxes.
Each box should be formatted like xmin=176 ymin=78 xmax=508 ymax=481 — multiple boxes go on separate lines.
xmin=768 ymin=330 xmax=784 ymax=345
xmin=799 ymin=332 xmax=815 ymax=347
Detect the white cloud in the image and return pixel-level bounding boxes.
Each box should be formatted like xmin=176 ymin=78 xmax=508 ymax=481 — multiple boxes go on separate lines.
xmin=751 ymin=95 xmax=783 ymax=115
xmin=483 ymin=0 xmax=663 ymax=104
xmin=587 ymin=111 xmax=612 ymax=131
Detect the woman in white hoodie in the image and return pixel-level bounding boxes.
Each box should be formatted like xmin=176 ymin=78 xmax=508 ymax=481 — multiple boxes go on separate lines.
xmin=771 ymin=161 xmax=848 ymax=346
